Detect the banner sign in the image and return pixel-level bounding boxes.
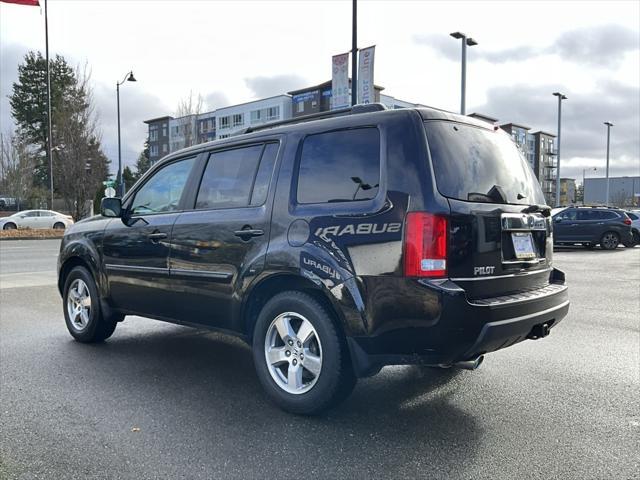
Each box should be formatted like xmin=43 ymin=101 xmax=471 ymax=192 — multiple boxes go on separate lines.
xmin=331 ymin=52 xmax=350 ymax=110
xmin=357 ymin=45 xmax=375 ymax=105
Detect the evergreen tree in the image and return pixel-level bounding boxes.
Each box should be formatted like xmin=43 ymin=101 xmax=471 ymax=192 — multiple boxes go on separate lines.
xmin=133 ymin=137 xmax=151 ymax=181
xmin=9 ymin=51 xmax=76 ymax=189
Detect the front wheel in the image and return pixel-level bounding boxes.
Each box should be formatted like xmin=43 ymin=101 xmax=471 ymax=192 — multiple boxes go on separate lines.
xmin=63 ymin=266 xmax=117 ymax=342
xmin=600 ymin=232 xmax=620 ymax=250
xmin=53 ymin=222 xmax=66 ymax=230
xmin=3 ymin=222 xmax=16 ymax=230
xmin=252 ymin=291 xmax=356 ymax=415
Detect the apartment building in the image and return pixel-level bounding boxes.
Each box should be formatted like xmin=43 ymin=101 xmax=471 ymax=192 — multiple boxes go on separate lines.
xmin=531 ymin=131 xmax=557 ymax=205
xmin=215 ymin=95 xmax=292 ymax=139
xmin=500 ymin=123 xmax=536 ymax=172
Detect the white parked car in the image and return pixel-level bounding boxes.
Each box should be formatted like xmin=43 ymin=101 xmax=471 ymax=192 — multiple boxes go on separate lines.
xmin=0 ymin=210 xmax=74 ymax=230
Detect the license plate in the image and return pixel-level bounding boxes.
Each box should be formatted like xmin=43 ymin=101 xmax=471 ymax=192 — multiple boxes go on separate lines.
xmin=512 ymin=232 xmax=536 ymax=259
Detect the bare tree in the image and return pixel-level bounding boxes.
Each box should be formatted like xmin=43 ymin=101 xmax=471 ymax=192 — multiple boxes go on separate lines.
xmin=175 ymin=90 xmax=203 ymax=148
xmin=0 ymin=132 xmax=39 ymax=210
xmin=53 ymin=66 xmax=109 ymax=220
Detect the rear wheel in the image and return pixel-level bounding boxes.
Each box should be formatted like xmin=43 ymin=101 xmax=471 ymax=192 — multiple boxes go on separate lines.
xmin=63 ymin=266 xmax=117 ymax=342
xmin=600 ymin=232 xmax=619 ymax=250
xmin=53 ymin=222 xmax=65 ymax=230
xmin=3 ymin=222 xmax=16 ymax=230
xmin=252 ymin=291 xmax=356 ymax=415
xmin=624 ymin=231 xmax=639 ymax=248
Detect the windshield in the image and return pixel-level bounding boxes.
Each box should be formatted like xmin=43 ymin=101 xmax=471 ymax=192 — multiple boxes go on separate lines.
xmin=424 ymin=121 xmax=546 ymax=205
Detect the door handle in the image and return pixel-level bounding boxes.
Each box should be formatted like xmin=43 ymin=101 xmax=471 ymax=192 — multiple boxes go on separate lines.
xmin=148 ymin=232 xmax=168 ymax=241
xmin=234 ymin=227 xmax=264 ymax=240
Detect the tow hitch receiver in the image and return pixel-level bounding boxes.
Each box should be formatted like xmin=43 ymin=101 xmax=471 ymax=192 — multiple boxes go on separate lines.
xmin=528 ymin=323 xmax=550 ymax=340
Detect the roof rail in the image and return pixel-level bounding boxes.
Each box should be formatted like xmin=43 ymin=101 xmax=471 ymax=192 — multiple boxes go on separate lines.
xmin=245 ymin=103 xmax=387 ymax=133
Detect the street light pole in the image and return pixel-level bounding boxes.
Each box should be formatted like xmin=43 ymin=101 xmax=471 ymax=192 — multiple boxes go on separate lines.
xmin=552 ymin=92 xmax=567 ymax=207
xmin=604 ymin=121 xmax=614 ymax=206
xmin=116 ymin=71 xmax=137 ymax=197
xmin=450 ymin=32 xmax=478 ymax=115
xmin=351 ymin=0 xmax=357 ymax=106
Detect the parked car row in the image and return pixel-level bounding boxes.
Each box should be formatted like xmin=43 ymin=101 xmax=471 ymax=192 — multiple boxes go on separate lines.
xmin=551 ymin=206 xmax=636 ymax=249
xmin=0 ymin=210 xmax=74 ymax=230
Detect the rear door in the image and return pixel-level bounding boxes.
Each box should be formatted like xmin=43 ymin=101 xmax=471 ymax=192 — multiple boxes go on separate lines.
xmin=424 ymin=120 xmax=552 ymax=299
xmin=168 ymin=141 xmax=279 ymax=329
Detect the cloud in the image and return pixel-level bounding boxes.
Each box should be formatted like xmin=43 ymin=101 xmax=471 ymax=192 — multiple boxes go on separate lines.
xmin=415 ymin=24 xmax=639 ymax=67
xmin=204 ymin=91 xmax=230 ymax=111
xmin=0 ymin=43 xmax=30 ymax=135
xmin=244 ymin=74 xmax=307 ymax=98
xmin=470 ymin=80 xmax=640 ymax=180
xmin=552 ymin=24 xmax=639 ymax=68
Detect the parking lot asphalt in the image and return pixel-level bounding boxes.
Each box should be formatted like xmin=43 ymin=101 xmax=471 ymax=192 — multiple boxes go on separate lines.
xmin=0 ymin=239 xmax=638 ymax=479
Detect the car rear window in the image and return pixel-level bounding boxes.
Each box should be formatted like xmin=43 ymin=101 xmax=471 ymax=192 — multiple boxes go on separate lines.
xmin=424 ymin=121 xmax=545 ymax=205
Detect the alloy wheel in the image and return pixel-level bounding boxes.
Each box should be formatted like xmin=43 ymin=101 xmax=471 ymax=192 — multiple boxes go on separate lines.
xmin=67 ymin=279 xmax=92 ymax=331
xmin=264 ymin=312 xmax=323 ymax=395
xmin=602 ymin=233 xmax=618 ymax=249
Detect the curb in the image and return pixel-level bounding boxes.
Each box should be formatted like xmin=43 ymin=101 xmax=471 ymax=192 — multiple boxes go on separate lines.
xmin=0 ymin=236 xmax=63 ymax=241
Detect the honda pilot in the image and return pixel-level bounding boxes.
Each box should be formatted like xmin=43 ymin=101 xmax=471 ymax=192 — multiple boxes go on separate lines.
xmin=58 ymin=104 xmax=569 ymax=414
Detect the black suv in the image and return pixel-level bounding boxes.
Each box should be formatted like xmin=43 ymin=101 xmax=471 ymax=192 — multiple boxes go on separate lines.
xmin=552 ymin=206 xmax=633 ymax=249
xmin=58 ymin=105 xmax=569 ymax=414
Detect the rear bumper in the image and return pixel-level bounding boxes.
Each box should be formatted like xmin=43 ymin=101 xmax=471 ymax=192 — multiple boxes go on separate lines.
xmin=347 ymin=268 xmax=569 ymax=377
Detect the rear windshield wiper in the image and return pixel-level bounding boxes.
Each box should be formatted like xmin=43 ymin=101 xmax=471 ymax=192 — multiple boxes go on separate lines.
xmin=522 ymin=204 xmax=551 ymax=216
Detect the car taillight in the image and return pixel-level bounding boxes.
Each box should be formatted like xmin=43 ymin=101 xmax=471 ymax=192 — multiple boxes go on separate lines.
xmin=404 ymin=212 xmax=448 ymax=278
xmin=623 ymin=218 xmax=632 ymax=225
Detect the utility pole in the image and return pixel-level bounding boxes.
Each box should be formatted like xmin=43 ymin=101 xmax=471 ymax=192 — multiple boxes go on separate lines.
xmin=351 ymin=0 xmax=357 ymax=106
xmin=44 ymin=0 xmax=54 ymax=209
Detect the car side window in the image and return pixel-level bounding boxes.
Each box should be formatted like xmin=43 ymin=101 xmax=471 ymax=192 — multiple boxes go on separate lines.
xmin=577 ymin=210 xmax=595 ymax=221
xmin=601 ymin=211 xmax=617 ymax=220
xmin=628 ymin=213 xmax=638 ymax=221
xmin=559 ymin=209 xmax=577 ymax=221
xmin=130 ymin=157 xmax=196 ymax=215
xmin=196 ymin=145 xmax=263 ymax=210
xmin=296 ymin=128 xmax=380 ymax=204
xmin=25 ymin=211 xmax=39 ymax=217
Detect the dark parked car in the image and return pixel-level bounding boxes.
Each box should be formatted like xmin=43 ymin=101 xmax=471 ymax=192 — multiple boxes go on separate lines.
xmin=58 ymin=104 xmax=569 ymax=414
xmin=552 ymin=206 xmax=633 ymax=250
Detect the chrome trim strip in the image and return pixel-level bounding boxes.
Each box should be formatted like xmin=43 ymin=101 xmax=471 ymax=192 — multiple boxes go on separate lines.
xmin=170 ymin=268 xmax=232 ymax=280
xmin=451 ymin=267 xmax=552 ymax=282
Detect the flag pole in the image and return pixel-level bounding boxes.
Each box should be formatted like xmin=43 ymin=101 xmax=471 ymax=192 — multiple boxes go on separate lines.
xmin=44 ymin=0 xmax=53 ymax=209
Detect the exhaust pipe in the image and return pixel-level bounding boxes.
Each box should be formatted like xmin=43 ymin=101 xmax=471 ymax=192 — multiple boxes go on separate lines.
xmin=453 ymin=355 xmax=484 ymax=371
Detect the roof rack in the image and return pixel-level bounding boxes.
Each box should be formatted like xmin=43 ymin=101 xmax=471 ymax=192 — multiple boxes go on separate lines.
xmin=243 ymin=103 xmax=387 ymax=134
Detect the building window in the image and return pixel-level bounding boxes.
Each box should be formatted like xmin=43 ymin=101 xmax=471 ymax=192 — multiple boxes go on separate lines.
xmin=220 ymin=116 xmax=230 ymax=130
xmin=267 ymin=106 xmax=279 ymax=121
xmin=297 ymin=102 xmax=304 ymax=113
xmin=150 ymin=130 xmax=158 ymax=141
xmin=162 ymin=144 xmax=168 ymax=153
xmin=233 ymin=114 xmax=244 ymax=127
xmin=162 ymin=127 xmax=167 ymax=137
xmin=297 ymin=128 xmax=380 ymax=204
xmin=218 ymin=134 xmax=230 ymax=139
xmin=150 ymin=145 xmax=158 ymax=156
xmin=250 ymin=109 xmax=262 ymax=124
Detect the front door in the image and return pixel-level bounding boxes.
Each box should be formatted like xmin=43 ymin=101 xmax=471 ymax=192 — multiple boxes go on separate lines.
xmin=553 ymin=208 xmax=577 ymax=242
xmin=103 ymin=156 xmax=198 ymax=318
xmin=169 ymin=142 xmax=279 ymax=330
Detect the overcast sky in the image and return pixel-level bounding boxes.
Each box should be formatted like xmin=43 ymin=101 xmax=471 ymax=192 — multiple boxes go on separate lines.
xmin=1 ymin=0 xmax=638 ymax=183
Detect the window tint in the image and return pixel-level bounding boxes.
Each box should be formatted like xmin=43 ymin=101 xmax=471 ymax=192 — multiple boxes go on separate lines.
xmin=130 ymin=157 xmax=195 ymax=215
xmin=25 ymin=211 xmax=39 ymax=217
xmin=250 ymin=143 xmax=278 ymax=206
xmin=297 ymin=128 xmax=380 ymax=204
xmin=601 ymin=211 xmax=618 ymax=220
xmin=424 ymin=122 xmax=545 ymax=205
xmin=627 ymin=212 xmax=638 ymax=220
xmin=196 ymin=145 xmax=263 ymax=209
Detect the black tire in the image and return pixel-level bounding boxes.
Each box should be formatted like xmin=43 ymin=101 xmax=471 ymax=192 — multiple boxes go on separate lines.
xmin=600 ymin=231 xmax=620 ymax=250
xmin=624 ymin=231 xmax=639 ymax=248
xmin=53 ymin=222 xmax=65 ymax=230
xmin=252 ymin=291 xmax=356 ymax=415
xmin=3 ymin=222 xmax=16 ymax=230
xmin=63 ymin=266 xmax=117 ymax=343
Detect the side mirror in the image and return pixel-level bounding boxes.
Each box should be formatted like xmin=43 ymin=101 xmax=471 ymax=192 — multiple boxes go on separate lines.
xmin=101 ymin=197 xmax=122 ymax=218
xmin=554 ymin=217 xmax=562 ymax=223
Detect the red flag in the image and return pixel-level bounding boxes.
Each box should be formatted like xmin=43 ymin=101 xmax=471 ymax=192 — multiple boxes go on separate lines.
xmin=0 ymin=0 xmax=40 ymax=5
